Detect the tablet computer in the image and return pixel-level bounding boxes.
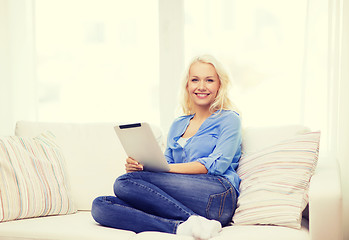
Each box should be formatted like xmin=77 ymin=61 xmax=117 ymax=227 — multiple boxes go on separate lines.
xmin=114 ymin=122 xmax=170 ymax=172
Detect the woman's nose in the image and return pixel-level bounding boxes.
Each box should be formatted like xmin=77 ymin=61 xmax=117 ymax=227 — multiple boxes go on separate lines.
xmin=198 ymin=80 xmax=206 ymax=90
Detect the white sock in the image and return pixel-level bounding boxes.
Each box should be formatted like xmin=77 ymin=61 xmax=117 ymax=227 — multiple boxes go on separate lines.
xmin=176 ymin=215 xmax=222 ymax=240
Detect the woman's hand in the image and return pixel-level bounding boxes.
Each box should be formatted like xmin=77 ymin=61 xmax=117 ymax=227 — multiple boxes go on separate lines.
xmin=125 ymin=157 xmax=144 ymax=173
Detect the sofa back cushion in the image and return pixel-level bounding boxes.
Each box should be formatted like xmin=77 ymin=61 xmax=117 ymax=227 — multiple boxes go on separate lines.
xmin=241 ymin=125 xmax=310 ymax=155
xmin=15 ymin=121 xmax=312 ymax=218
xmin=15 ymin=121 xmax=164 ymax=211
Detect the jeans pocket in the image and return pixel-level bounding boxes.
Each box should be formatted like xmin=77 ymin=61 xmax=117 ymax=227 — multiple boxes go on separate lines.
xmin=205 ymin=189 xmax=232 ymax=220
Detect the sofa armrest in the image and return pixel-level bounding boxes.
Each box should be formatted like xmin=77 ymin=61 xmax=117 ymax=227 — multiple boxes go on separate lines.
xmin=308 ymin=158 xmax=342 ymax=240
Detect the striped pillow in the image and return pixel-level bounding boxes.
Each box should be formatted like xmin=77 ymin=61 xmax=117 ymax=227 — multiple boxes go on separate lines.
xmin=233 ymin=131 xmax=320 ymax=229
xmin=0 ymin=133 xmax=76 ymax=222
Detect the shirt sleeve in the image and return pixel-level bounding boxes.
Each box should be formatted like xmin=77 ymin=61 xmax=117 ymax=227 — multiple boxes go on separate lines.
xmin=196 ymin=114 xmax=242 ymax=175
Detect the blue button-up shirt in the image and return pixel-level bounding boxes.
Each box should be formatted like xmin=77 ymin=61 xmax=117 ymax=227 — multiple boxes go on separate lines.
xmin=164 ymin=110 xmax=242 ymax=195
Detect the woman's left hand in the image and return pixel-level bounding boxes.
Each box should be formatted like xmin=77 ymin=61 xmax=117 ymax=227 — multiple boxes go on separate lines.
xmin=125 ymin=157 xmax=144 ymax=173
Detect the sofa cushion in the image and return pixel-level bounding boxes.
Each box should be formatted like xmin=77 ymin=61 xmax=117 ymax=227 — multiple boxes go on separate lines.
xmin=233 ymin=131 xmax=320 ymax=229
xmin=15 ymin=121 xmax=165 ymax=211
xmin=0 ymin=133 xmax=76 ymax=222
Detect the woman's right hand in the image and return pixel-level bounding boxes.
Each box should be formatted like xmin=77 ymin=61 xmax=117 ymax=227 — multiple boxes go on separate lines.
xmin=125 ymin=157 xmax=144 ymax=173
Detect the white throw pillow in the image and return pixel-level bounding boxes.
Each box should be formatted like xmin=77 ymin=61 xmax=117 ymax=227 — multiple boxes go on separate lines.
xmin=0 ymin=133 xmax=76 ymax=222
xmin=233 ymin=131 xmax=320 ymax=229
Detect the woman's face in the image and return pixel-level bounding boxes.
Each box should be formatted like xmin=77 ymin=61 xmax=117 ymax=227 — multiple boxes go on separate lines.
xmin=187 ymin=62 xmax=220 ymax=111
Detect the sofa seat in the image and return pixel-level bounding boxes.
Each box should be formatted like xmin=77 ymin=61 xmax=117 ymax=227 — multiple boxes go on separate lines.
xmin=0 ymin=211 xmax=135 ymax=240
xmin=0 ymin=210 xmax=309 ymax=240
xmin=134 ymin=222 xmax=309 ymax=240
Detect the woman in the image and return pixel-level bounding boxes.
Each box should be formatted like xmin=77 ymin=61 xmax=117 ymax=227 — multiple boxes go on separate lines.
xmin=91 ymin=55 xmax=242 ymax=239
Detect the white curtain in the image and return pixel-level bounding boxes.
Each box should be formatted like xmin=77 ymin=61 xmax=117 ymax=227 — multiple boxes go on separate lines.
xmin=334 ymin=0 xmax=349 ymax=237
xmin=0 ymin=0 xmax=13 ymax=135
xmin=158 ymin=0 xmax=184 ymax=132
xmin=0 ymin=0 xmax=37 ymax=135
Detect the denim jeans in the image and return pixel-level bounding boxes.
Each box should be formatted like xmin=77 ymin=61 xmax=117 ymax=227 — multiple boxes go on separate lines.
xmin=91 ymin=171 xmax=237 ymax=234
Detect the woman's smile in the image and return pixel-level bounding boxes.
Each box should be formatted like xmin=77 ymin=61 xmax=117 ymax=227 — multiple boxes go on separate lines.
xmin=195 ymin=93 xmax=211 ymax=99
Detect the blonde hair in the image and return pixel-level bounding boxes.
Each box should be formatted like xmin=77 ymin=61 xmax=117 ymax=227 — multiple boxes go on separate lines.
xmin=179 ymin=54 xmax=236 ymax=115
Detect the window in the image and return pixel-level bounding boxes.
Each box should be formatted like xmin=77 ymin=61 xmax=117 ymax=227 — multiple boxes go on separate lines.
xmin=34 ymin=0 xmax=329 ymax=153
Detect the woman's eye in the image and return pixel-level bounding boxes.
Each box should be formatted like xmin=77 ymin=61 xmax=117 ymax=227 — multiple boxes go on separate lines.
xmin=207 ymin=79 xmax=214 ymax=83
xmin=191 ymin=78 xmax=199 ymax=82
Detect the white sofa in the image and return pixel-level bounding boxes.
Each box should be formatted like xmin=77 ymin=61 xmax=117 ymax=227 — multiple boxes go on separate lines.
xmin=0 ymin=121 xmax=342 ymax=240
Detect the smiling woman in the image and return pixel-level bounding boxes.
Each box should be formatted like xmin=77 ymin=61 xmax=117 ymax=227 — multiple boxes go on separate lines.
xmin=91 ymin=55 xmax=242 ymax=239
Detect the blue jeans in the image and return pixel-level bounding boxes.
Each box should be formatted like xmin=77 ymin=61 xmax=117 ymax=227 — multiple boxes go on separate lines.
xmin=91 ymin=171 xmax=237 ymax=234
